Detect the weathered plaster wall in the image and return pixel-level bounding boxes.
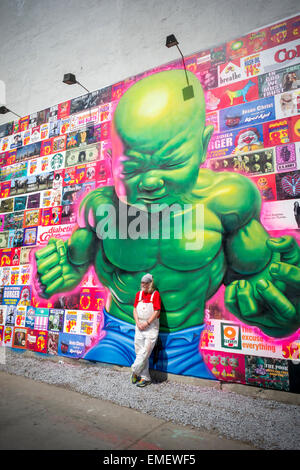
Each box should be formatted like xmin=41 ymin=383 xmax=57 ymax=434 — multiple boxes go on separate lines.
xmin=0 ymin=0 xmax=299 ymax=124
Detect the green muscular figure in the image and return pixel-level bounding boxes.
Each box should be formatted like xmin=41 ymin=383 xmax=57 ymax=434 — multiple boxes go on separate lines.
xmin=36 ymin=71 xmax=300 ymax=367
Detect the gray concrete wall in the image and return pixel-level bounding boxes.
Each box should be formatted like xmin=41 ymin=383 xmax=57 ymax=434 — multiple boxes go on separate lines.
xmin=0 ymin=0 xmax=299 ymax=124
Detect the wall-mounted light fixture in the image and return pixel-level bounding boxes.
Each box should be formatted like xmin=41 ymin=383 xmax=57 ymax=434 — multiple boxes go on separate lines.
xmin=166 ymin=34 xmax=194 ymax=101
xmin=0 ymin=106 xmax=21 ymax=119
xmin=62 ymin=73 xmax=90 ymax=93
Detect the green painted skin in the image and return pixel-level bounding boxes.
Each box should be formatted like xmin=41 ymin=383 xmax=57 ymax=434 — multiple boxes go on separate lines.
xmin=35 ymin=71 xmax=300 ymax=338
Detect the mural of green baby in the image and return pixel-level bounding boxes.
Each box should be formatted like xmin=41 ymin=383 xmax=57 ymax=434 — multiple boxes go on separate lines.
xmin=35 ymin=70 xmax=300 ymax=378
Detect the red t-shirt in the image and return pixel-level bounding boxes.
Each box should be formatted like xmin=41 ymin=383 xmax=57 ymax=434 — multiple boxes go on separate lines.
xmin=134 ymin=290 xmax=161 ymax=311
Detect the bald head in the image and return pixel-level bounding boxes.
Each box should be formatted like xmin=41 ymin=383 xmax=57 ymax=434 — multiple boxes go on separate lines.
xmin=113 ymin=70 xmax=206 ymax=154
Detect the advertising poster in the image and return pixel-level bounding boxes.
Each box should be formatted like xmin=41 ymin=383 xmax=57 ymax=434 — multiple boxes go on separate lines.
xmin=219 ymin=96 xmax=275 ymax=131
xmin=15 ymin=305 xmax=27 ymax=327
xmin=3 ymin=286 xmax=22 ymax=306
xmin=250 ymin=173 xmax=277 ymax=201
xmin=58 ymin=101 xmax=71 ymax=120
xmin=41 ymin=207 xmax=62 ymax=226
xmin=209 ymin=147 xmax=275 ymax=175
xmin=37 ymin=109 xmax=50 ymax=126
xmin=207 ymin=124 xmax=264 ymax=158
xmin=0 ymin=232 xmax=9 ymax=249
xmin=25 ymin=306 xmax=36 ymax=329
xmin=63 ymin=310 xmax=79 ymax=334
xmin=34 ymin=330 xmax=48 ymax=354
xmin=202 ymin=349 xmax=246 ymax=383
xmin=31 ymin=126 xmax=41 ymax=143
xmin=16 ymin=142 xmax=41 ymax=162
xmin=245 ymin=356 xmax=290 ymax=391
xmin=79 ymin=288 xmax=106 ymax=311
xmin=3 ymin=325 xmax=13 ymax=347
xmin=40 ymin=123 xmax=49 ymax=140
xmin=23 ymin=227 xmax=37 ymax=246
xmin=13 ymin=327 xmax=27 ymax=349
xmin=48 ymin=309 xmax=64 ymax=332
xmin=241 ymin=39 xmax=300 ymax=78
xmin=263 ymin=118 xmax=292 ymax=147
xmin=218 ymin=60 xmax=244 ymax=86
xmin=200 ymin=318 xmax=300 ymax=361
xmin=19 ymin=246 xmax=32 ymax=265
xmin=261 ymin=199 xmax=300 ymax=230
xmin=0 ymin=266 xmax=11 ymax=286
xmin=0 ymin=325 xmax=4 ymax=346
xmin=11 ymin=248 xmax=21 ymax=266
xmin=0 ymin=249 xmax=13 ymax=267
xmin=59 ymin=118 xmax=70 ymax=135
xmin=290 ymin=116 xmax=300 ymax=141
xmin=19 ymin=265 xmax=30 ymax=285
xmin=60 ymin=204 xmax=76 ymax=225
xmin=206 ymin=77 xmax=259 ymax=112
xmin=79 ymin=312 xmax=96 ymax=336
xmin=0 ymin=198 xmax=14 ymax=213
xmin=275 ymin=143 xmax=298 ymax=172
xmin=258 ymin=64 xmax=300 ymax=98
xmin=14 ymin=196 xmax=27 ymax=212
xmin=0 ymin=305 xmax=7 ymax=325
xmin=40 ymin=139 xmax=53 ymax=157
xmin=274 ymin=89 xmax=300 ymax=118
xmin=275 ymin=170 xmax=300 ymax=200
xmin=47 ymin=331 xmax=59 ymax=355
xmin=58 ymin=333 xmax=86 ymax=358
xmin=34 ymin=308 xmax=49 ymax=331
xmin=37 ymin=224 xmax=74 ymax=246
xmin=23 ymin=209 xmax=41 ymax=228
xmin=0 ymin=215 xmax=6 ymax=232
xmin=26 ymin=328 xmax=38 ymax=351
xmin=49 ymin=151 xmax=65 ymax=170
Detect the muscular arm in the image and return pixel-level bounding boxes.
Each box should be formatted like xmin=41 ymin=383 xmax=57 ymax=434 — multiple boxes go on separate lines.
xmin=218 ymin=174 xmax=300 ymax=337
xmin=224 ymin=218 xmax=275 ymax=283
xmin=211 ymin=171 xmax=300 ymax=337
xmin=36 ymin=228 xmax=96 ymax=298
xmin=35 ymin=185 xmax=117 ymax=298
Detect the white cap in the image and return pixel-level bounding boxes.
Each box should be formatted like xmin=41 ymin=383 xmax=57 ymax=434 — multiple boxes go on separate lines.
xmin=141 ymin=273 xmax=153 ymax=283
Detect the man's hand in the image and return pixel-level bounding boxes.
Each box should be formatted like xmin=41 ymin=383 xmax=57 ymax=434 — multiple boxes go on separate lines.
xmin=137 ymin=320 xmax=148 ymax=331
xmin=35 ymin=238 xmax=87 ymax=298
xmin=225 ymin=236 xmax=300 ymax=338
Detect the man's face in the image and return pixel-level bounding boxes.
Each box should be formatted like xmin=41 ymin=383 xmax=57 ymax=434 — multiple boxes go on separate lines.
xmin=141 ymin=281 xmax=150 ymax=292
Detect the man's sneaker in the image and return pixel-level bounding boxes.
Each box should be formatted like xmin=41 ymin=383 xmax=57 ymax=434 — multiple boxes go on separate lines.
xmin=131 ymin=373 xmax=140 ymax=384
xmin=136 ymin=378 xmax=151 ymax=387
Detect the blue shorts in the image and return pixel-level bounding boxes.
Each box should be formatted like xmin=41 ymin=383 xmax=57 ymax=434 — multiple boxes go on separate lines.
xmin=84 ymin=309 xmax=215 ymax=380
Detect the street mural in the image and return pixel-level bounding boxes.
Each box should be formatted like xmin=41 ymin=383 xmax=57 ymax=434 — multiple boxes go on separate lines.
xmin=0 ymin=14 xmax=300 ymax=391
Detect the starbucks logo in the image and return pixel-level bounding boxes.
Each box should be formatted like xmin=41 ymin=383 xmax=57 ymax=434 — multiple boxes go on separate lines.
xmin=50 ymin=153 xmax=64 ymax=170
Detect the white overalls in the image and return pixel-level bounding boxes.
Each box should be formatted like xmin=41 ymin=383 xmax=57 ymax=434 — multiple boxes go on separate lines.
xmin=131 ymin=290 xmax=159 ymax=381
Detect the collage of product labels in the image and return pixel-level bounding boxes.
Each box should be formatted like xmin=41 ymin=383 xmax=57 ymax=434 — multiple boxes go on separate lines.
xmin=0 ymin=14 xmax=299 ymax=392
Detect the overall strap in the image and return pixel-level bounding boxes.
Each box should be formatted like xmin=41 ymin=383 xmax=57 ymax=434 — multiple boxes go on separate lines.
xmin=138 ymin=290 xmax=143 ymax=301
xmin=150 ymin=290 xmax=156 ymax=302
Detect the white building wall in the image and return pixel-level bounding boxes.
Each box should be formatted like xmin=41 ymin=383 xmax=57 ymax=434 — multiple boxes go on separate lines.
xmin=0 ymin=0 xmax=299 ymax=124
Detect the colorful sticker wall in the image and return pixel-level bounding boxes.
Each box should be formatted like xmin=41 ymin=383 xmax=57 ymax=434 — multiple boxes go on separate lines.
xmin=0 ymin=14 xmax=300 ymax=392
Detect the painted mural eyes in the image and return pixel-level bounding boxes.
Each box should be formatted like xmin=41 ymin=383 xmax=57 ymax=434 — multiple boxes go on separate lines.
xmin=122 ymin=164 xmax=140 ymax=176
xmin=162 ymin=160 xmax=187 ymax=169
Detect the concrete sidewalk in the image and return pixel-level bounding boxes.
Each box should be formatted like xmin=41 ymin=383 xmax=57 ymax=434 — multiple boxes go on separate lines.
xmin=0 ymin=349 xmax=299 ymax=449
xmin=0 ymin=371 xmax=256 ymax=450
